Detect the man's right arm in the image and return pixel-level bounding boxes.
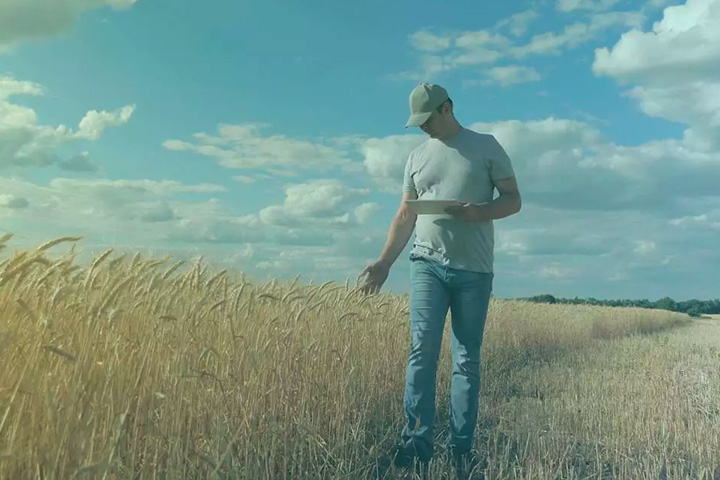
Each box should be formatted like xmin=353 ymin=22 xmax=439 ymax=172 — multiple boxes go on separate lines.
xmin=378 ymin=191 xmax=418 ymax=268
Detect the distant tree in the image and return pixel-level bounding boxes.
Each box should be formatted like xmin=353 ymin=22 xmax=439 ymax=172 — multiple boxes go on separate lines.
xmin=520 ymin=294 xmax=720 ymax=314
xmin=529 ymin=294 xmax=557 ymax=304
xmin=655 ymin=296 xmax=677 ymax=312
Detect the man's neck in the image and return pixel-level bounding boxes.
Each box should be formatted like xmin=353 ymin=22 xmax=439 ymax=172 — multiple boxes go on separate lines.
xmin=439 ymin=122 xmax=464 ymax=141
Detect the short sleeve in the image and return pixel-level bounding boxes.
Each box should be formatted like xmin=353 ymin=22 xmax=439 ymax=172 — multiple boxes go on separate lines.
xmin=402 ymin=156 xmax=417 ymax=195
xmin=488 ymin=135 xmax=515 ymax=182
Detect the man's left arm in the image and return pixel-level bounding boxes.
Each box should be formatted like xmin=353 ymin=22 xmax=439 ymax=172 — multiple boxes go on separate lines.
xmin=445 ymin=176 xmax=522 ymax=221
xmin=475 ymin=176 xmax=522 ymax=221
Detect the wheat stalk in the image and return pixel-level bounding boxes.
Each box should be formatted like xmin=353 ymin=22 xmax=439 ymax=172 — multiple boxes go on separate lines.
xmin=83 ymin=249 xmax=115 ymax=290
xmin=34 ymin=236 xmax=83 ymax=253
xmin=204 ymin=269 xmax=227 ymax=290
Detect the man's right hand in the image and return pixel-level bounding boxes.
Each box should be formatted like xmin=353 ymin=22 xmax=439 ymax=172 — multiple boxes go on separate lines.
xmin=357 ymin=259 xmax=391 ymax=295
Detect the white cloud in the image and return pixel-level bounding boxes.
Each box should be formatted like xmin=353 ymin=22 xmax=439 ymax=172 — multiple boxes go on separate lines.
xmin=409 ymin=31 xmax=451 ymax=52
xmin=0 ymin=0 xmax=138 ymax=49
xmin=395 ymin=9 xmax=644 ymax=80
xmin=283 ymin=179 xmax=369 ymax=218
xmin=136 ymin=202 xmax=177 ymax=223
xmin=0 ymin=194 xmax=29 ymax=209
xmin=257 ymin=179 xmax=369 ymax=231
xmin=497 ymin=227 xmax=615 ymax=257
xmin=593 ymin=0 xmax=720 ymax=82
xmin=76 ymin=105 xmax=135 ymax=140
xmin=354 ymin=202 xmax=382 ymax=224
xmin=469 ymin=117 xmax=604 ymax=168
xmin=163 ymin=123 xmax=357 ymax=174
xmin=513 ymin=12 xmax=644 ymax=57
xmin=494 ymin=9 xmax=539 ymax=37
xmin=48 ymin=177 xmax=225 ymax=200
xmin=491 ymin=200 xmax=720 ymax=299
xmin=0 ymin=175 xmax=253 ymax=259
xmin=0 ymin=76 xmax=135 ymax=169
xmin=359 ymin=134 xmax=425 ymax=193
xmin=477 ymin=65 xmax=542 ymax=86
xmin=537 ymin=264 xmax=579 ymax=279
xmin=633 ymin=240 xmax=656 ymax=254
xmin=669 ymin=213 xmax=708 ymax=227
xmin=0 ymin=77 xmax=69 ymax=168
xmin=163 ymin=215 xmax=267 ymax=245
xmin=58 ymin=152 xmax=99 ymax=172
xmin=668 ymin=211 xmax=720 ymax=231
xmin=356 ymin=114 xmax=720 ymax=218
xmin=593 ymin=0 xmax=720 ymax=151
xmin=455 ymin=31 xmax=513 ymax=50
xmin=0 ymin=77 xmax=44 ymax=99
xmin=556 ymin=0 xmax=622 ymax=12
xmin=645 ymin=0 xmax=678 ymax=8
xmin=233 ymin=175 xmax=259 ymax=184
xmin=0 ymin=176 xmax=226 ymax=239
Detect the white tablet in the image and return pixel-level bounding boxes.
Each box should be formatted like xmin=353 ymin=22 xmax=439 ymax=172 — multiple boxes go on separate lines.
xmin=405 ymin=199 xmax=458 ymax=215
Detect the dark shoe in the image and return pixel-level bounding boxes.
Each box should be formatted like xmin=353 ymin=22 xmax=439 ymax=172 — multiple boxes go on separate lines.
xmin=389 ymin=438 xmax=432 ymax=469
xmin=448 ymin=447 xmax=482 ymax=480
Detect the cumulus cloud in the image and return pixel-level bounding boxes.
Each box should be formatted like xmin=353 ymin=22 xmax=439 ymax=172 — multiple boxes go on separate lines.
xmin=0 ymin=77 xmax=68 ymax=168
xmin=633 ymin=240 xmax=656 ymax=255
xmin=163 ymin=123 xmax=357 ymax=174
xmin=494 ymin=9 xmax=539 ymax=37
xmin=466 ymin=65 xmax=542 ymax=87
xmin=0 ymin=194 xmax=29 ymax=209
xmin=58 ymin=152 xmax=99 ymax=172
xmin=232 ymin=174 xmax=273 ymax=184
xmin=393 ymin=8 xmax=644 ymax=80
xmin=135 ymin=202 xmax=177 ymax=223
xmin=0 ymin=76 xmax=135 ymax=169
xmin=556 ymin=0 xmax=622 ymax=12
xmin=0 ymin=176 xmax=226 ymax=238
xmin=48 ymin=177 xmax=225 ymax=201
xmin=164 ymin=215 xmax=267 ymax=245
xmin=496 ymin=227 xmax=614 ymax=257
xmin=593 ymin=0 xmax=720 ymax=151
xmin=359 ymin=134 xmax=425 ymax=193
xmin=354 ymin=202 xmax=382 ymax=224
xmin=469 ymin=117 xmax=604 ymax=168
xmin=258 ymin=179 xmax=369 ymax=232
xmin=283 ymin=179 xmax=369 ymax=217
xmin=513 ymin=12 xmax=644 ymax=57
xmin=409 ymin=31 xmax=451 ymax=52
xmin=356 ymin=112 xmax=720 ymax=219
xmin=0 ymin=0 xmax=139 ymax=49
xmin=491 ymin=201 xmax=720 ymax=299
xmin=593 ymin=0 xmax=720 ymax=82
xmin=76 ymin=105 xmax=135 ymax=140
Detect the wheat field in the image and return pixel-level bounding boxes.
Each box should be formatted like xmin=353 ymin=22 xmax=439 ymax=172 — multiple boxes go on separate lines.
xmin=0 ymin=235 xmax=718 ymax=479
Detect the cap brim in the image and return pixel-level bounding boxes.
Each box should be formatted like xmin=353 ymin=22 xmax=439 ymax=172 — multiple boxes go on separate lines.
xmin=405 ymin=111 xmax=432 ymax=128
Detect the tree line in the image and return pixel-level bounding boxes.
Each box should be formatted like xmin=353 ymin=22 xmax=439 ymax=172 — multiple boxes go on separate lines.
xmin=521 ymin=295 xmax=720 ymax=318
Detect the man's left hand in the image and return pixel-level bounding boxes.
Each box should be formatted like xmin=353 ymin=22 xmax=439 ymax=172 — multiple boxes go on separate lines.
xmin=445 ymin=201 xmax=482 ymax=221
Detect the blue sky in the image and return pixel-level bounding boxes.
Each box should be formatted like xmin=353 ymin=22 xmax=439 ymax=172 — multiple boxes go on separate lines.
xmin=1 ymin=0 xmax=719 ymax=301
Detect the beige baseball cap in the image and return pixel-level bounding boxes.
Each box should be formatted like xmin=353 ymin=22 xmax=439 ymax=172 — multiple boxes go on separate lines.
xmin=405 ymin=83 xmax=449 ymax=128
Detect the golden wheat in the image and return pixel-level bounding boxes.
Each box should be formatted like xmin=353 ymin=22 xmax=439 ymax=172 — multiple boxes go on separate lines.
xmin=0 ymin=235 xmax=716 ymax=480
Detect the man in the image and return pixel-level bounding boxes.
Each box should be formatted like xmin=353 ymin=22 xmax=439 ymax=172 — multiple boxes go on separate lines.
xmin=359 ymin=83 xmax=521 ymax=478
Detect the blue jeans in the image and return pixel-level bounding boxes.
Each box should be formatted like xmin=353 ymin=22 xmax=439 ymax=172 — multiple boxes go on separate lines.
xmin=400 ymin=252 xmax=493 ymax=457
